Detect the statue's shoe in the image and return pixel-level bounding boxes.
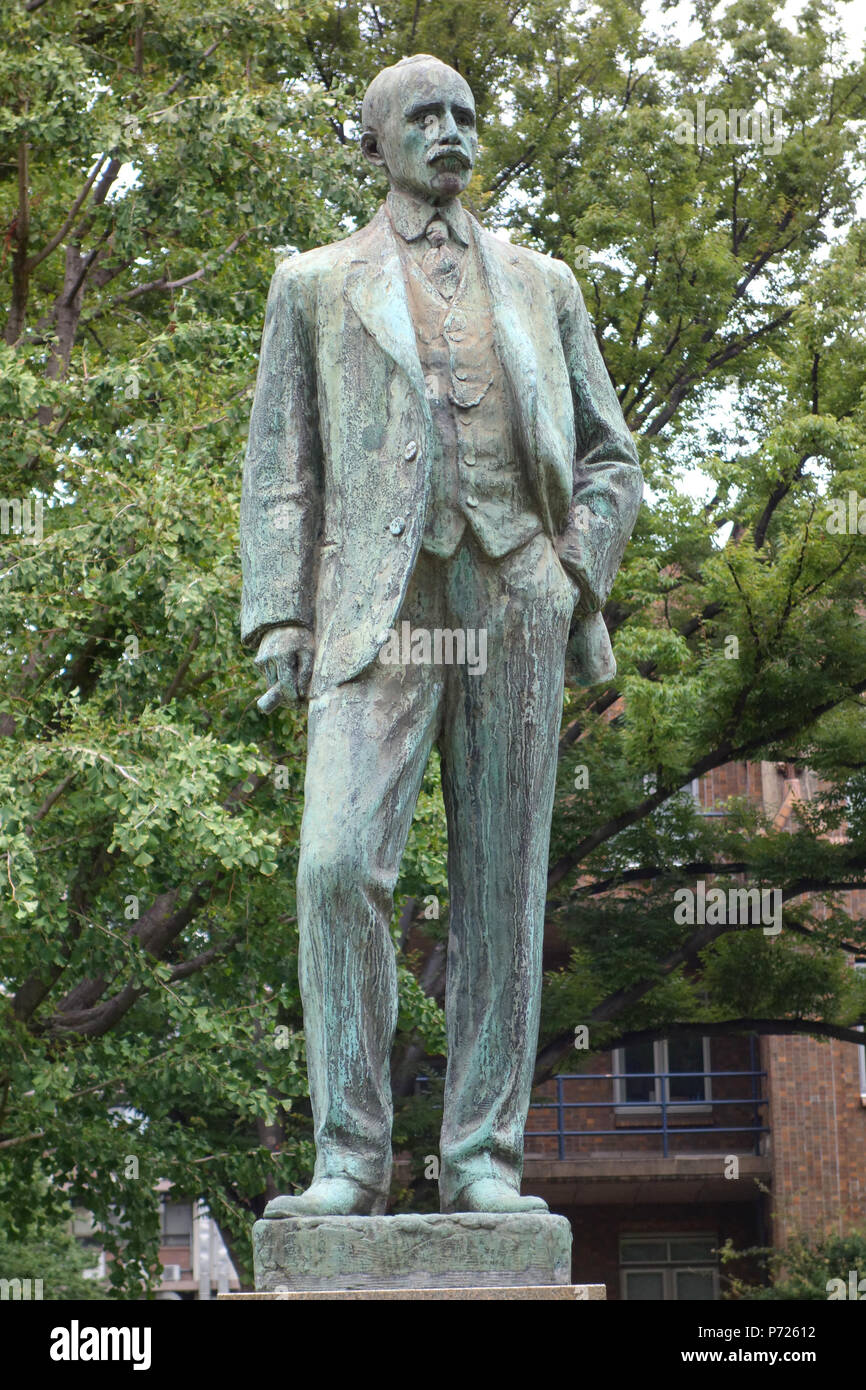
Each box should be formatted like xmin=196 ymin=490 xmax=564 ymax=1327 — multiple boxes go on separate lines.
xmin=263 ymin=1178 xmax=387 ymax=1218
xmin=441 ymin=1179 xmax=549 ymax=1214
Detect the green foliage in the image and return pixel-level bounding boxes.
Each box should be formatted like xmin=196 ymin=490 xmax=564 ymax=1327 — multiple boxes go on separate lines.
xmin=722 ymin=1229 xmax=866 ymax=1300
xmin=0 ymin=1222 xmax=108 ymax=1302
xmin=2 ymin=0 xmax=866 ymax=1293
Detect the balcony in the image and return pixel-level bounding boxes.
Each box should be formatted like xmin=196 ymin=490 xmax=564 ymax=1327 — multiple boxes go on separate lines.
xmin=522 ymin=1043 xmax=772 ymax=1205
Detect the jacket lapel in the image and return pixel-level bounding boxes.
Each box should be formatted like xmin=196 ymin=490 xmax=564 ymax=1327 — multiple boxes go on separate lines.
xmin=344 ymin=212 xmax=427 ymax=404
xmin=473 ymin=224 xmax=560 ymax=533
xmin=473 ymin=225 xmax=539 ymax=435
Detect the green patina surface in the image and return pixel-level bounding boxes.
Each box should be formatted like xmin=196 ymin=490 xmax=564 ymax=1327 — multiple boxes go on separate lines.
xmin=253 ymin=1213 xmax=573 ymax=1291
xmin=239 ymin=55 xmax=641 ymax=1241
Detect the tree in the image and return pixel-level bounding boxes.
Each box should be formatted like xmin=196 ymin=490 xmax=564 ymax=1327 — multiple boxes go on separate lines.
xmin=2 ymin=0 xmax=865 ymax=1293
xmin=0 ymin=1218 xmax=108 ymax=1300
xmin=721 ymin=1229 xmax=866 ymax=1299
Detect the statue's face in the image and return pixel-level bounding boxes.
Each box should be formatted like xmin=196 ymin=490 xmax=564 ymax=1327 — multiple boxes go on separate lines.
xmin=363 ymin=63 xmax=477 ymax=203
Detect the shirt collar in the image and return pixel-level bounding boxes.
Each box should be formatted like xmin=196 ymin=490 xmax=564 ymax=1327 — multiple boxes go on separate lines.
xmin=386 ymin=187 xmax=471 ymax=248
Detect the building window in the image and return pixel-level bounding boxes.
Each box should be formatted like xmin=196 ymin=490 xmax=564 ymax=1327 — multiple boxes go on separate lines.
xmin=613 ymin=1037 xmax=712 ymax=1111
xmin=161 ymin=1201 xmax=193 ymax=1249
xmin=620 ymin=1235 xmax=719 ymax=1301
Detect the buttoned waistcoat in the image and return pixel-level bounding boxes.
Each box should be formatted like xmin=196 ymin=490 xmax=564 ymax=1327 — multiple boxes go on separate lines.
xmin=240 ymin=205 xmax=643 ymax=700
xmin=398 ymin=229 xmax=542 ymax=559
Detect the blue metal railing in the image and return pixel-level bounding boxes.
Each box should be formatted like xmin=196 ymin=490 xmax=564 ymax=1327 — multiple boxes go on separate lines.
xmin=527 ymin=1060 xmax=769 ymax=1159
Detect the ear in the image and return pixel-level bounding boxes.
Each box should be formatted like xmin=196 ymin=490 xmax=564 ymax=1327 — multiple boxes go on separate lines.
xmin=360 ymin=131 xmax=386 ymax=168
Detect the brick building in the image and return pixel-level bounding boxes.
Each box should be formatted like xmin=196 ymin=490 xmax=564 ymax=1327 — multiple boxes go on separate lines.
xmin=151 ymin=1182 xmax=240 ymax=1299
xmin=524 ymin=759 xmax=866 ymax=1299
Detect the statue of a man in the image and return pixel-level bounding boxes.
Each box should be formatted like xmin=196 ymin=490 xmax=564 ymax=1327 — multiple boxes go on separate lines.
xmin=240 ymin=54 xmax=642 ymax=1217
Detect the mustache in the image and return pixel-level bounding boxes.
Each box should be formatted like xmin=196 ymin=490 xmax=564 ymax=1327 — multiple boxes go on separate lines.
xmin=426 ymin=146 xmax=472 ymax=169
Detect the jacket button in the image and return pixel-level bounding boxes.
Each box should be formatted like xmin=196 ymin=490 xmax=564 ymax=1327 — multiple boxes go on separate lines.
xmin=465 ymin=496 xmax=479 ymax=508
xmin=389 ymin=517 xmax=405 ymax=535
xmin=404 ymin=441 xmax=418 ymax=460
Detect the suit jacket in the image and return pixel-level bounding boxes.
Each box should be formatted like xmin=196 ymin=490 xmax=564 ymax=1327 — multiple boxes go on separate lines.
xmin=240 ymin=205 xmax=642 ymax=699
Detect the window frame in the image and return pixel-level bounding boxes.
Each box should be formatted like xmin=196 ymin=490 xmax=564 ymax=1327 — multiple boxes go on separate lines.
xmin=160 ymin=1199 xmax=194 ymax=1249
xmin=619 ymin=1234 xmax=720 ymax=1302
xmin=613 ymin=1037 xmax=713 ymax=1115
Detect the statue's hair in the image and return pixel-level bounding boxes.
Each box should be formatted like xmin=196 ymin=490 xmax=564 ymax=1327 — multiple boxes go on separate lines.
xmin=361 ymin=54 xmax=468 ymax=136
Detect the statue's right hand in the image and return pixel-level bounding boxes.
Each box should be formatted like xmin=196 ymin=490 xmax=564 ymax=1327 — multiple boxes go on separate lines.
xmin=254 ymin=626 xmax=315 ymax=711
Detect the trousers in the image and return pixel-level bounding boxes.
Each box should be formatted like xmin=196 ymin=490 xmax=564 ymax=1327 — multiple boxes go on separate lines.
xmin=295 ymin=528 xmax=576 ymax=1204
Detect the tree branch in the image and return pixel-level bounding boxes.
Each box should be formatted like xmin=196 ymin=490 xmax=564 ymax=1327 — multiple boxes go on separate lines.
xmin=161 ymin=627 xmax=201 ymax=705
xmin=4 ymin=138 xmax=30 ymax=345
xmin=548 ymin=677 xmax=866 ymax=891
xmin=26 ymin=155 xmax=108 ymax=272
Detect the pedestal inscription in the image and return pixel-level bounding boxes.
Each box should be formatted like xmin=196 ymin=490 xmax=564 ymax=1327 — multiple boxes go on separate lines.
xmin=253 ymin=1212 xmax=572 ymax=1292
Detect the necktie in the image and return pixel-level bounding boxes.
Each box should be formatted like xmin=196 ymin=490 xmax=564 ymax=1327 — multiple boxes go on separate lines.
xmin=421 ymin=218 xmax=462 ymax=300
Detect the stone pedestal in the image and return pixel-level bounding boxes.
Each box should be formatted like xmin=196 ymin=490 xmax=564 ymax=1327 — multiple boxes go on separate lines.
xmin=222 ymin=1284 xmax=605 ymax=1300
xmin=253 ymin=1212 xmax=573 ymax=1294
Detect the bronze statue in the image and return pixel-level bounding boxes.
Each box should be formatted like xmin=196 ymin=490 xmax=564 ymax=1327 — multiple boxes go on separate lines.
xmin=240 ymin=54 xmax=642 ymax=1217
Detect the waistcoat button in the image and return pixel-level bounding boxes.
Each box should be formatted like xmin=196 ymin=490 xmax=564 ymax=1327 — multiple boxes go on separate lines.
xmin=389 ymin=517 xmax=405 ymax=535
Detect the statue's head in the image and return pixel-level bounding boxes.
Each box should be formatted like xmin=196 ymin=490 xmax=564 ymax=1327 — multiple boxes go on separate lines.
xmin=360 ymin=54 xmax=477 ymax=204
